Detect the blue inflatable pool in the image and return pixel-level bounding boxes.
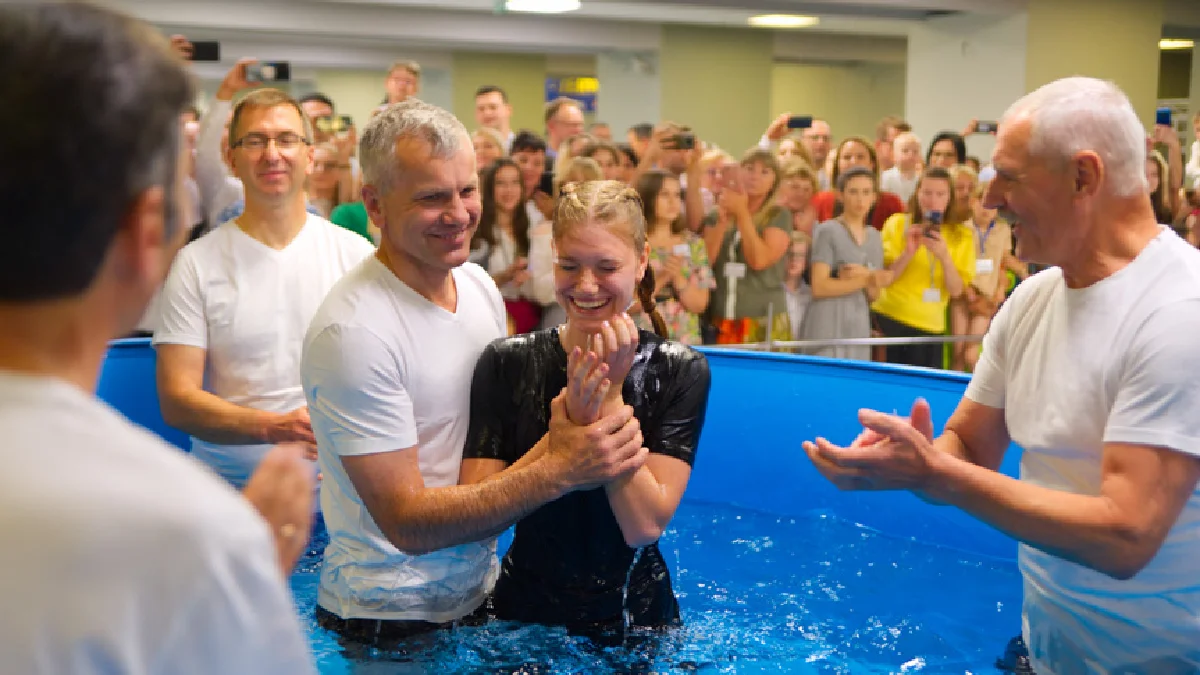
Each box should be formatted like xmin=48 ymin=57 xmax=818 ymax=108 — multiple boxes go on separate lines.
xmin=98 ymin=339 xmax=1023 ymax=672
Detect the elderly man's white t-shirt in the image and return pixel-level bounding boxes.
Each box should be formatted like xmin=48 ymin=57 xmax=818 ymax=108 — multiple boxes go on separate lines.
xmin=966 ymin=228 xmax=1200 ymax=673
xmin=154 ymin=215 xmax=374 ymax=487
xmin=0 ymin=371 xmax=314 ymax=674
xmin=302 ymin=258 xmax=505 ymax=622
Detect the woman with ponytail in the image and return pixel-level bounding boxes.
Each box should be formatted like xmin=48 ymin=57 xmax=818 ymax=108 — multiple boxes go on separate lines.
xmin=459 ymin=179 xmax=711 ymax=644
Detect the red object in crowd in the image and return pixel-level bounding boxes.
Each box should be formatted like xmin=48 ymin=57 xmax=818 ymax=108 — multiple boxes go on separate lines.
xmin=504 ymin=299 xmax=542 ymax=335
xmin=810 ymin=190 xmax=906 ymax=230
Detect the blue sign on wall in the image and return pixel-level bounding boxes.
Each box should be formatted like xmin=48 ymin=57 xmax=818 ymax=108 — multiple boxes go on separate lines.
xmin=545 ymin=76 xmax=598 ymax=113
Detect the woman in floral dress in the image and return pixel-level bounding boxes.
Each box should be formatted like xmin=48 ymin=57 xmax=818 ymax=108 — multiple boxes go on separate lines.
xmin=633 ymin=169 xmax=714 ymax=344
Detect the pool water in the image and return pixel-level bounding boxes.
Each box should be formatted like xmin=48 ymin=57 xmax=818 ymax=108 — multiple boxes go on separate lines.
xmin=292 ymin=500 xmax=1022 ymax=674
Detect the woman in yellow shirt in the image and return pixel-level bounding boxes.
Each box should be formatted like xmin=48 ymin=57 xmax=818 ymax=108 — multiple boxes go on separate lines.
xmin=870 ymin=166 xmax=976 ymax=369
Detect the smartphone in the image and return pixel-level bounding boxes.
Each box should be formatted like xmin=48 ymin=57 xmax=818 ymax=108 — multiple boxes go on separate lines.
xmin=246 ymin=62 xmax=291 ymax=83
xmin=1156 ymin=107 xmax=1172 ymax=127
xmin=923 ymin=211 xmax=943 ymax=236
xmin=673 ymin=132 xmax=696 ymax=150
xmin=787 ymin=115 xmax=813 ymax=130
xmin=672 ymin=243 xmax=691 ymax=257
xmin=188 ymin=40 xmax=220 ymax=62
xmin=537 ymin=170 xmax=555 ymax=196
xmin=976 ymin=120 xmax=998 ymax=134
xmin=315 ymin=115 xmax=354 ymax=136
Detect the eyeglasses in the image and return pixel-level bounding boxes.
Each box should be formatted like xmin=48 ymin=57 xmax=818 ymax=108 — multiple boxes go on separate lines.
xmin=231 ymin=132 xmax=309 ymax=153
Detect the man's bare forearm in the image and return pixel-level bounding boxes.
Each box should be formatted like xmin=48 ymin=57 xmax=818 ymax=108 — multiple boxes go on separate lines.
xmin=923 ymin=454 xmax=1158 ymax=579
xmin=386 ymin=457 xmax=567 ymax=555
xmin=162 ymin=387 xmax=274 ymax=445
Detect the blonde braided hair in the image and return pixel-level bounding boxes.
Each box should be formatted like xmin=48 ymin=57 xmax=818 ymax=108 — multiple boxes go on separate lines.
xmin=554 ymin=180 xmax=668 ymax=338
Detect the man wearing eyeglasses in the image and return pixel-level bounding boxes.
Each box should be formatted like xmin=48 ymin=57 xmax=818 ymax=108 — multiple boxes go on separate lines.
xmin=154 ymin=82 xmax=375 ymax=489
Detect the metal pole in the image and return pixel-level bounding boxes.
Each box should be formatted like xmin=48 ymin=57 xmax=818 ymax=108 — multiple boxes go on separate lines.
xmin=764 ymin=302 xmax=774 ymax=353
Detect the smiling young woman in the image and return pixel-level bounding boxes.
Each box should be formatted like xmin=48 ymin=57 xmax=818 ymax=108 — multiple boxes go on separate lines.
xmin=458 ymin=180 xmax=711 ymax=644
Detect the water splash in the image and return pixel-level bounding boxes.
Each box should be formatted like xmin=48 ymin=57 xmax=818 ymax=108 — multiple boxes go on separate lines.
xmin=622 ymin=546 xmax=646 ymax=637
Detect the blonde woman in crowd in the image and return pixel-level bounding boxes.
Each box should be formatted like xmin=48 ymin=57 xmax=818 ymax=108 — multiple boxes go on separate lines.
xmin=472 ymin=127 xmax=506 ymax=172
xmin=945 ymin=163 xmax=980 ymax=369
xmin=775 ymin=159 xmax=820 ymax=239
xmin=703 ymin=148 xmax=793 ymax=344
xmin=699 ymin=148 xmax=733 ymax=213
xmin=307 ymin=142 xmax=344 ymax=219
xmin=948 ymin=164 xmax=978 ymax=224
xmin=955 ymin=180 xmax=1014 ymax=372
xmin=635 ymin=169 xmax=714 ymax=344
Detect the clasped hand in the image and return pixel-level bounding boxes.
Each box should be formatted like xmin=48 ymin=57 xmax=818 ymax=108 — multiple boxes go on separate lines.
xmin=565 ymin=313 xmax=639 ymax=425
xmin=802 ymin=398 xmax=941 ymax=496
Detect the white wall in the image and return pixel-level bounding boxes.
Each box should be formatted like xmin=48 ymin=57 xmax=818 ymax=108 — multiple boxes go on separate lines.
xmin=314 ymin=67 xmax=453 ymax=128
xmin=905 ymin=11 xmax=1029 ymax=165
xmin=596 ymin=52 xmax=661 ymax=138
xmin=1190 ymin=47 xmax=1200 ymax=158
xmin=770 ymin=62 xmax=907 ymax=144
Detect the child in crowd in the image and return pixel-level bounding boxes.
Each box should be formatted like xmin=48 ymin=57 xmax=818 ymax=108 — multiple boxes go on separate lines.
xmin=783 ymin=232 xmax=813 ymax=342
xmin=880 ymin=132 xmax=922 ymax=203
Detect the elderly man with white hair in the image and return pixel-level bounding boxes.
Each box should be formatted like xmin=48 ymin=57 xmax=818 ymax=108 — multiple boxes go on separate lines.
xmin=803 ymin=76 xmax=1200 ymax=673
xmin=299 ymin=99 xmax=649 ymax=651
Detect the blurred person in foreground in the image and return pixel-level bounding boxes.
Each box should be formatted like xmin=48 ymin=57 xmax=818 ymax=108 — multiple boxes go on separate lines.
xmin=804 ymin=77 xmax=1200 ymax=674
xmin=0 ymin=3 xmax=316 ymax=672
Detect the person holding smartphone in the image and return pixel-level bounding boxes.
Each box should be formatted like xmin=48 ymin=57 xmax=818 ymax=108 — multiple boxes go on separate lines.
xmin=635 ymin=170 xmax=714 ymax=344
xmin=870 ymin=167 xmax=977 ymax=369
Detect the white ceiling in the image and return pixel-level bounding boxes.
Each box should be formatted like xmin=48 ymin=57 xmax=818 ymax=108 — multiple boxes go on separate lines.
xmin=99 ymin=0 xmax=1197 ymax=72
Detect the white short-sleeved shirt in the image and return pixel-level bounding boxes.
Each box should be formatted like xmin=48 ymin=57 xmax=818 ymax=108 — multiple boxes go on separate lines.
xmin=966 ymin=228 xmax=1200 ymax=672
xmin=301 ymin=258 xmax=506 ymax=622
xmin=153 ymin=215 xmax=374 ymax=487
xmin=879 ymin=166 xmax=919 ymax=204
xmin=0 ymin=371 xmax=313 ymax=674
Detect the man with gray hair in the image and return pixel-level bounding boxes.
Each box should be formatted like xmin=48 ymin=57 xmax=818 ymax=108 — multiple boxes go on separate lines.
xmin=803 ymin=76 xmax=1200 ymax=672
xmin=300 ymin=99 xmax=648 ymax=648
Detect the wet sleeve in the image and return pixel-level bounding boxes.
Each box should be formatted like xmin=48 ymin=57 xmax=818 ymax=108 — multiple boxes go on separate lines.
xmin=646 ymin=349 xmax=711 ymax=466
xmin=463 ymin=341 xmax=519 ymax=464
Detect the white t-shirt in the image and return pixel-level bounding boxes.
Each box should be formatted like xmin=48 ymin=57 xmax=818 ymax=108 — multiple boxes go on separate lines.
xmin=154 ymin=215 xmax=374 ymax=488
xmin=301 ymin=259 xmax=505 ymax=622
xmin=485 ymin=225 xmax=556 ymax=305
xmin=0 ymin=371 xmax=313 ymax=674
xmin=966 ymin=228 xmax=1200 ymax=672
xmin=880 ymin=166 xmax=919 ymax=203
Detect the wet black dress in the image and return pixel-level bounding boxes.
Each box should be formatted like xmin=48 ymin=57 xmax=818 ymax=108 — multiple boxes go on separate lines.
xmin=463 ymin=327 xmax=710 ymax=641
